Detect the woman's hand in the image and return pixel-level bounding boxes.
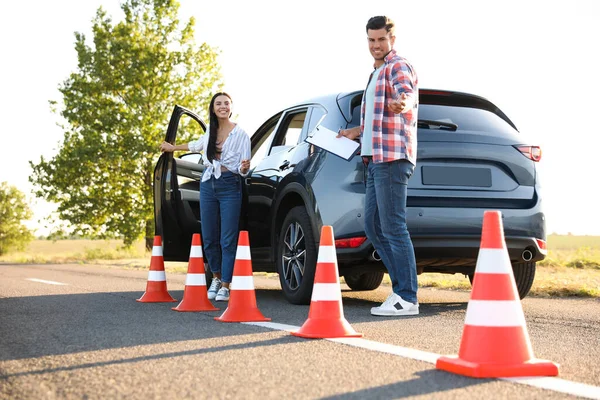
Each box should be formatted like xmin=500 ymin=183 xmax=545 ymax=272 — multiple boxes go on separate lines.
xmin=159 ymin=142 xmax=175 ymax=153
xmin=240 ymin=159 xmax=250 ymax=174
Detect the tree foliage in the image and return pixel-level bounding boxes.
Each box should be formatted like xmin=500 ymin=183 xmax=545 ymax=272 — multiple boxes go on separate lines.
xmin=29 ymin=0 xmax=222 ymax=248
xmin=0 ymin=182 xmax=34 ymax=255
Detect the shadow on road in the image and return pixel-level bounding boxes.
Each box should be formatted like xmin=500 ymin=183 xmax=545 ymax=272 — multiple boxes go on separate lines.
xmin=319 ymin=369 xmax=489 ymax=399
xmin=0 ymin=287 xmax=468 ymax=364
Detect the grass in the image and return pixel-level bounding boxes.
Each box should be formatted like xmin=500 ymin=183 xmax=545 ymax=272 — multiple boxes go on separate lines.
xmin=1 ymin=235 xmax=599 ymax=298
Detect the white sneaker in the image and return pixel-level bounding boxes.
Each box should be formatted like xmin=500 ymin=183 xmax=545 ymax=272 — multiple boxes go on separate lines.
xmin=207 ymin=278 xmax=222 ymax=300
xmin=371 ymin=293 xmax=419 ymax=316
xmin=215 ymin=287 xmax=230 ymax=302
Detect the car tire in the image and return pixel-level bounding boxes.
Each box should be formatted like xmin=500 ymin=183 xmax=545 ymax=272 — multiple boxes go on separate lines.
xmin=511 ymin=261 xmax=536 ymax=299
xmin=468 ymin=261 xmax=536 ymax=299
xmin=276 ymin=206 xmax=318 ymax=305
xmin=343 ymin=271 xmax=384 ymax=291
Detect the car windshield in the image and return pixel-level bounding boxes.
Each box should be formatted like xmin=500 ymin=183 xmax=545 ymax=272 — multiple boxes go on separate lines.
xmin=418 ymin=104 xmax=518 ymax=137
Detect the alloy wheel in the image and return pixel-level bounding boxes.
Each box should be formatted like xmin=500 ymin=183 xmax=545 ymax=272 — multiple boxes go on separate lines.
xmin=281 ymin=221 xmax=306 ymax=291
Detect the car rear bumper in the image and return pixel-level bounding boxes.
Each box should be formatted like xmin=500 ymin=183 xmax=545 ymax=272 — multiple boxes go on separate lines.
xmin=337 ymin=234 xmax=545 ymax=262
xmin=336 ymin=205 xmax=546 ymax=272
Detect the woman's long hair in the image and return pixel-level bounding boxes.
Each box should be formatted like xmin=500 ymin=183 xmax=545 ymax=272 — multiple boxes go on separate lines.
xmin=206 ymin=92 xmax=233 ymax=163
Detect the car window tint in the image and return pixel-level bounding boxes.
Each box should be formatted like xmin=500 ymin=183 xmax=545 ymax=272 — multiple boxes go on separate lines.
xmin=175 ymin=113 xmax=205 ymax=145
xmin=307 ymin=106 xmax=326 ymax=134
xmin=270 ymin=110 xmax=308 ymax=154
xmin=350 ymin=104 xmax=361 ymax=127
xmin=251 ymin=125 xmax=276 ymax=169
xmin=282 ymin=112 xmax=307 ymax=146
xmin=419 ymin=104 xmax=517 ymax=136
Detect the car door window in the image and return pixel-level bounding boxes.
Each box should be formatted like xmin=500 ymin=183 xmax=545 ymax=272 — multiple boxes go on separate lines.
xmin=308 ymin=106 xmax=326 ymax=133
xmin=270 ymin=110 xmax=308 ymax=154
xmin=251 ymin=118 xmax=279 ymax=169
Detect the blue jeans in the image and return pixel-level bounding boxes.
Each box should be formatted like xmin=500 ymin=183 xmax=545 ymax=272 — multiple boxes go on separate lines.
xmin=364 ymin=159 xmax=418 ymax=303
xmin=200 ymin=171 xmax=242 ymax=284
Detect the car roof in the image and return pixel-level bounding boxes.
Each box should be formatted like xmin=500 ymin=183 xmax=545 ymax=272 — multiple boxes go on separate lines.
xmin=284 ymin=88 xmax=517 ymax=132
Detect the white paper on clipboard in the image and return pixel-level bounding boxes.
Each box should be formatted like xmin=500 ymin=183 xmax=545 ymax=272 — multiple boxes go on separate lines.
xmin=305 ymin=125 xmax=360 ymax=161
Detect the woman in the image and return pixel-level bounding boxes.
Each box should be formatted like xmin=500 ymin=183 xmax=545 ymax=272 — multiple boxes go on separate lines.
xmin=159 ymin=92 xmax=251 ymax=301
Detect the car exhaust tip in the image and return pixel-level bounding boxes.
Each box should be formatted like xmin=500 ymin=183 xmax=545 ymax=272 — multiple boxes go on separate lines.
xmin=522 ymin=249 xmax=534 ymax=262
xmin=372 ymin=250 xmax=381 ymax=261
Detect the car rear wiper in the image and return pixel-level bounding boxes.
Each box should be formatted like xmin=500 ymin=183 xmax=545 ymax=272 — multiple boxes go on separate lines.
xmin=418 ymin=119 xmax=458 ymax=131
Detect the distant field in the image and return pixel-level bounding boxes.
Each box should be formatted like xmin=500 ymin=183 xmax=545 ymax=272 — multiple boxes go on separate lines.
xmin=0 ymin=239 xmax=148 ymax=263
xmin=541 ymin=234 xmax=600 ymax=269
xmin=1 ymin=235 xmax=598 ymax=297
xmin=546 ymin=235 xmax=600 ymax=250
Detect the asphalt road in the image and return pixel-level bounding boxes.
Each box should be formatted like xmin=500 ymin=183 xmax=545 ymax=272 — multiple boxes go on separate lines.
xmin=1 ymin=263 xmax=599 ymax=399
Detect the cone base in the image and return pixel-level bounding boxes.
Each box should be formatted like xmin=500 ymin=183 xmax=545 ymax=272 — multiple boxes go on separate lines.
xmin=291 ymin=318 xmax=363 ymax=339
xmin=136 ymin=292 xmax=177 ymax=303
xmin=172 ymin=303 xmax=219 ymax=312
xmin=172 ymin=287 xmax=219 ymax=311
xmin=436 ymin=355 xmax=559 ymax=378
xmin=214 ymin=307 xmax=271 ymax=323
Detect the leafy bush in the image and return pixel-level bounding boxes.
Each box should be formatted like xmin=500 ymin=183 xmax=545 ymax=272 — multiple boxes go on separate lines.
xmin=0 ymin=182 xmax=34 ymax=255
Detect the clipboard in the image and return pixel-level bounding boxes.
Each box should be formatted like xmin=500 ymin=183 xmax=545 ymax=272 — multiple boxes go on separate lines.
xmin=305 ymin=125 xmax=360 ymax=161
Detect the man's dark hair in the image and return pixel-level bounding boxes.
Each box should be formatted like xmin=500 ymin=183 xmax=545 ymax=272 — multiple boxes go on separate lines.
xmin=366 ymin=16 xmax=395 ymax=36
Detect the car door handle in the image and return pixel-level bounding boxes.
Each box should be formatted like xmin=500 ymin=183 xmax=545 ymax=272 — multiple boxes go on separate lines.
xmin=279 ymin=160 xmax=290 ymax=170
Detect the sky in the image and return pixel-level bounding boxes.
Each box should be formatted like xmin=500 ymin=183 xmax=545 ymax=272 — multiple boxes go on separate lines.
xmin=1 ymin=0 xmax=599 ymax=236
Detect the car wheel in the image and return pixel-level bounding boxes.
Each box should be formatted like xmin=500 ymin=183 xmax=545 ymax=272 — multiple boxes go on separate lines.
xmin=468 ymin=261 xmax=536 ymax=299
xmin=511 ymin=262 xmax=536 ymax=299
xmin=276 ymin=206 xmax=318 ymax=305
xmin=343 ymin=271 xmax=384 ymax=291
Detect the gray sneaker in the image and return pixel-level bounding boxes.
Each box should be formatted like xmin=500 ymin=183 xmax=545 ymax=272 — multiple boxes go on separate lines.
xmin=215 ymin=287 xmax=230 ymax=302
xmin=207 ymin=278 xmax=222 ymax=300
xmin=371 ymin=293 xmax=419 ymax=316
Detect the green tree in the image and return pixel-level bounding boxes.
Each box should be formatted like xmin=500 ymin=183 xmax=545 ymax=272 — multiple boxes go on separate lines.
xmin=0 ymin=182 xmax=34 ymax=255
xmin=30 ymin=0 xmax=222 ymax=249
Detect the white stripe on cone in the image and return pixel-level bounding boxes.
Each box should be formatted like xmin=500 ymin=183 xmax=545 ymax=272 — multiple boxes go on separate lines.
xmin=464 ymin=300 xmax=527 ymax=327
xmin=147 ymin=271 xmax=166 ymax=281
xmin=236 ymin=245 xmax=251 ymax=260
xmin=190 ymin=245 xmax=203 ymax=258
xmin=317 ymin=246 xmax=337 ymax=263
xmin=231 ymin=275 xmax=254 ymax=290
xmin=152 ymin=246 xmax=163 ymax=257
xmin=311 ymin=283 xmax=342 ymax=301
xmin=475 ymin=248 xmax=513 ymax=274
xmin=185 ymin=273 xmax=206 ymax=286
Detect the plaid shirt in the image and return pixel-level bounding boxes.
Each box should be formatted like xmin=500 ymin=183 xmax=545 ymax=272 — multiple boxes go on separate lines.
xmin=361 ymin=49 xmax=418 ymax=165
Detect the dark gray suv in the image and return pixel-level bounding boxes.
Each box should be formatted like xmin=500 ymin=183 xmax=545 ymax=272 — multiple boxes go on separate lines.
xmin=154 ymin=89 xmax=546 ymax=304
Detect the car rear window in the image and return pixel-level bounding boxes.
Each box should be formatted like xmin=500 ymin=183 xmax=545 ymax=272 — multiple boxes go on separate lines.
xmin=419 ymin=104 xmax=518 ymax=137
xmin=347 ymin=93 xmax=518 ymax=138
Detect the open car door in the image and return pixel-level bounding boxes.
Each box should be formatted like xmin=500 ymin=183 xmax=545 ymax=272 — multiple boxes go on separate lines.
xmin=153 ymin=105 xmax=206 ymax=261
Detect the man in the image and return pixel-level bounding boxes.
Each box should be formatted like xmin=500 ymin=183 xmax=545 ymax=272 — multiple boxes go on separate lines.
xmin=338 ymin=15 xmax=419 ymax=316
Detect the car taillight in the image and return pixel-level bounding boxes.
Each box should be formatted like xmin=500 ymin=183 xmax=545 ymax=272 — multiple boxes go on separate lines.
xmin=335 ymin=237 xmax=367 ymax=248
xmin=536 ymin=238 xmax=547 ymax=255
xmin=514 ymin=145 xmax=542 ymax=162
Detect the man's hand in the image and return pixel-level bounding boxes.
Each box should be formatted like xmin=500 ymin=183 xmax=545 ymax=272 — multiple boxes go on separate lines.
xmin=389 ymin=92 xmax=409 ymax=114
xmin=337 ymin=127 xmax=361 ymax=141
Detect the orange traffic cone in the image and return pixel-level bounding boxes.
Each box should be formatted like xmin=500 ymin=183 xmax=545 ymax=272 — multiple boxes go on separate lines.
xmin=172 ymin=234 xmax=219 ymax=312
xmin=291 ymin=225 xmax=362 ymax=339
xmin=215 ymin=231 xmax=270 ymax=322
xmin=137 ymin=236 xmax=177 ymax=303
xmin=436 ymin=210 xmax=559 ymax=378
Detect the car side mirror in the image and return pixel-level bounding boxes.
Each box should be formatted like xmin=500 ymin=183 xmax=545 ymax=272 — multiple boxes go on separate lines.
xmin=179 ymin=153 xmax=203 ymax=164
